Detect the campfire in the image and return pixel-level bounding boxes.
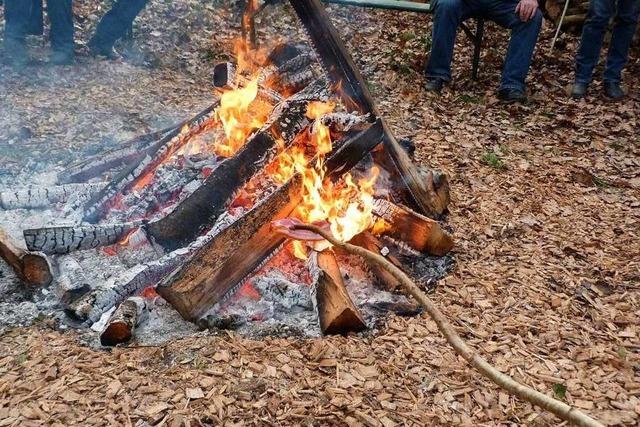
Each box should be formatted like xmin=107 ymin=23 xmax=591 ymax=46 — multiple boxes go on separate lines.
xmin=0 ymin=0 xmax=453 ymax=346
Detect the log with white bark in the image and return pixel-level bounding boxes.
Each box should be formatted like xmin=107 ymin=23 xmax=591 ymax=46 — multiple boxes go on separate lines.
xmin=308 ymin=248 xmax=366 ymax=335
xmin=55 ymin=256 xmax=91 ymax=306
xmin=0 ymin=227 xmax=52 ymax=286
xmin=0 ymin=182 xmax=106 ymax=210
xmin=372 ymin=198 xmax=454 ymax=256
xmin=100 ymin=297 xmax=148 ymax=346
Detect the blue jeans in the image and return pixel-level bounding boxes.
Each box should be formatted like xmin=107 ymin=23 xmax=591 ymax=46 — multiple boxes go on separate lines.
xmin=89 ymin=0 xmax=149 ymax=50
xmin=4 ymin=0 xmax=73 ymax=53
xmin=425 ymin=0 xmax=543 ymax=91
xmin=575 ymin=0 xmax=640 ymax=84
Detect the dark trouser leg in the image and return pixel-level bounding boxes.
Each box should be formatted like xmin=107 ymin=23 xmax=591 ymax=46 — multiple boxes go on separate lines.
xmin=603 ymin=0 xmax=640 ymax=83
xmin=4 ymin=0 xmax=31 ymax=46
xmin=485 ymin=0 xmax=542 ymax=91
xmin=425 ymin=0 xmax=476 ymax=82
xmin=27 ymin=0 xmax=44 ymax=36
xmin=89 ymin=0 xmax=149 ymax=50
xmin=575 ymin=0 xmax=615 ymax=84
xmin=47 ymin=0 xmax=74 ymax=54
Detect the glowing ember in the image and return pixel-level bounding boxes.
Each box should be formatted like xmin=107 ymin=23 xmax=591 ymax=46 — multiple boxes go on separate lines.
xmin=237 ymin=281 xmax=261 ymax=301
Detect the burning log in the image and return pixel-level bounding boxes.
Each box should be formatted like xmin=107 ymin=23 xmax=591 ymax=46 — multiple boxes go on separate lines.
xmin=82 ymin=102 xmax=220 ymax=223
xmin=157 ymin=119 xmax=384 ymax=321
xmin=0 ymin=227 xmax=52 ymax=286
xmin=372 ymin=199 xmax=454 ymax=256
xmin=56 ymin=124 xmax=181 ymax=185
xmin=289 ymin=0 xmax=450 ymax=218
xmin=100 ymin=297 xmax=147 ymax=346
xmin=55 ymin=256 xmax=91 ymax=306
xmin=23 ymin=221 xmax=144 ymax=255
xmin=347 ymin=231 xmax=401 ymax=291
xmin=213 ymin=62 xmax=284 ymax=104
xmin=0 ymin=182 xmax=106 ymax=210
xmin=308 ymin=248 xmax=366 ymax=335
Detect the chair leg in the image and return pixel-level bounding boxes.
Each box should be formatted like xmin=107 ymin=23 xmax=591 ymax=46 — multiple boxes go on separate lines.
xmin=471 ymin=18 xmax=484 ymax=81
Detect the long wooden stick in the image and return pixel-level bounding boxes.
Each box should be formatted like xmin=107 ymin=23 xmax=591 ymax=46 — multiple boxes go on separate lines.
xmin=291 ymin=224 xmax=604 ymax=427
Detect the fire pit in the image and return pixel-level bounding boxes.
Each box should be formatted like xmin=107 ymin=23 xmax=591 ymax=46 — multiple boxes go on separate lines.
xmin=0 ymin=0 xmax=454 ymax=346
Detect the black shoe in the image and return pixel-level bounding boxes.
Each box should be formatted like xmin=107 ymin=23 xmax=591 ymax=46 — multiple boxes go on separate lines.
xmin=603 ymin=81 xmax=625 ymax=100
xmin=425 ymin=78 xmax=445 ymax=94
xmin=50 ymin=50 xmax=74 ymax=65
xmin=571 ymin=82 xmax=588 ymax=99
xmin=497 ymin=88 xmax=527 ymax=104
xmin=88 ymin=38 xmax=119 ymax=60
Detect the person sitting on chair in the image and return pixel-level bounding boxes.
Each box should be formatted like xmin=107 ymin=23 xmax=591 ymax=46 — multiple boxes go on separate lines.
xmin=571 ymin=0 xmax=640 ymax=100
xmin=424 ymin=0 xmax=543 ymax=103
xmin=88 ymin=0 xmax=149 ymax=59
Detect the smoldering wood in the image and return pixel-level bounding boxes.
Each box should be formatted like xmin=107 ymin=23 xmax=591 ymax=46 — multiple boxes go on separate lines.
xmin=157 ymin=119 xmax=384 ymax=321
xmin=289 ymin=0 xmax=450 ymax=219
xmin=146 ymin=80 xmax=329 ymax=250
xmin=0 ymin=227 xmax=53 ymax=287
xmin=347 ymin=231 xmax=402 ymax=291
xmin=267 ymin=43 xmax=314 ymax=67
xmin=372 ymin=198 xmax=454 ymax=256
xmin=100 ymin=297 xmax=147 ymax=346
xmin=55 ymin=256 xmax=91 ymax=307
xmin=56 ymin=124 xmax=180 ymax=184
xmin=0 ymin=182 xmax=106 ymax=210
xmin=82 ymin=102 xmax=219 ymax=223
xmin=212 ymin=62 xmax=284 ymax=104
xmin=23 ymin=221 xmax=144 ymax=255
xmin=308 ymin=249 xmax=366 ymax=335
xmin=318 ymin=112 xmax=370 ymax=134
xmin=66 ymin=214 xmax=238 ymax=325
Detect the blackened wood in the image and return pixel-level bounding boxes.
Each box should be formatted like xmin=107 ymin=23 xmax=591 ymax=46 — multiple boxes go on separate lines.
xmin=56 ymin=125 xmax=179 ymax=184
xmin=82 ymin=103 xmax=219 ymax=223
xmin=157 ymin=119 xmax=384 ymax=321
xmin=56 ymin=256 xmax=91 ymax=307
xmin=0 ymin=182 xmax=106 ymax=210
xmin=289 ymin=0 xmax=450 ymax=218
xmin=372 ymin=199 xmax=454 ymax=256
xmin=308 ymin=249 xmax=366 ymax=335
xmin=0 ymin=227 xmax=52 ymax=286
xmin=348 ymin=231 xmax=401 ymax=291
xmin=213 ymin=62 xmax=284 ymax=104
xmin=23 ymin=221 xmax=143 ymax=255
xmin=100 ymin=297 xmax=147 ymax=346
xmin=147 ymin=80 xmax=328 ymax=250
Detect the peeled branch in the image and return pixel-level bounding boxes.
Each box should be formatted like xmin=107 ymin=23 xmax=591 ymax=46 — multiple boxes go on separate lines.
xmin=276 ymin=222 xmax=603 ymax=427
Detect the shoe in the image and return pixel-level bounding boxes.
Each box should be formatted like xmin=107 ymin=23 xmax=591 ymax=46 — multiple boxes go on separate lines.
xmin=50 ymin=50 xmax=74 ymax=65
xmin=603 ymin=82 xmax=625 ymax=100
xmin=497 ymin=88 xmax=527 ymax=104
xmin=425 ymin=78 xmax=445 ymax=94
xmin=121 ymin=43 xmax=148 ymax=66
xmin=4 ymin=39 xmax=29 ymax=70
xmin=571 ymin=82 xmax=588 ymax=99
xmin=88 ymin=38 xmax=119 ymax=60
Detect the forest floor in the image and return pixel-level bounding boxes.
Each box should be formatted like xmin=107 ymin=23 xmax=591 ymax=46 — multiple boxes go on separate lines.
xmin=1 ymin=1 xmax=639 ymax=426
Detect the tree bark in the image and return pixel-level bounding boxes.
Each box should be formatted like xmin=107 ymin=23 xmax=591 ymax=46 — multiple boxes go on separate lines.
xmin=100 ymin=297 xmax=147 ymax=346
xmin=0 ymin=182 xmax=105 ymax=210
xmin=0 ymin=227 xmax=52 ymax=287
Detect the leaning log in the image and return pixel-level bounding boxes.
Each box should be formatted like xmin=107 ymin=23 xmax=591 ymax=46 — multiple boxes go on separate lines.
xmin=82 ymin=102 xmax=219 ymax=223
xmin=55 ymin=256 xmax=91 ymax=306
xmin=0 ymin=182 xmax=106 ymax=210
xmin=0 ymin=227 xmax=52 ymax=286
xmin=288 ymin=0 xmax=450 ymax=218
xmin=157 ymin=119 xmax=384 ymax=321
xmin=24 ymin=221 xmax=144 ymax=255
xmin=348 ymin=231 xmax=402 ymax=291
xmin=372 ymin=199 xmax=454 ymax=256
xmin=308 ymin=249 xmax=366 ymax=335
xmin=100 ymin=297 xmax=147 ymax=346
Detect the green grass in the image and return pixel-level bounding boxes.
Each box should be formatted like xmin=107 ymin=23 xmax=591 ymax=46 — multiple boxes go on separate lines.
xmin=481 ymin=151 xmax=506 ymax=169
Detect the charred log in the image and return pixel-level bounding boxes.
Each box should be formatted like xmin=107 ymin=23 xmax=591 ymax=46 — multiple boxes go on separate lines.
xmin=0 ymin=227 xmax=52 ymax=286
xmin=0 ymin=182 xmax=105 ymax=210
xmin=157 ymin=119 xmax=384 ymax=321
xmin=213 ymin=62 xmax=284 ymax=104
xmin=55 ymin=256 xmax=91 ymax=306
xmin=82 ymin=102 xmax=219 ymax=223
xmin=100 ymin=297 xmax=147 ymax=346
xmin=348 ymin=231 xmax=402 ymax=291
xmin=372 ymin=199 xmax=454 ymax=256
xmin=308 ymin=249 xmax=366 ymax=335
xmin=23 ymin=221 xmax=143 ymax=255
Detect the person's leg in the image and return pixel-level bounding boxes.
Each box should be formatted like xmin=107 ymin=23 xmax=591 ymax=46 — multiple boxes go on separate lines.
xmin=575 ymin=0 xmax=616 ymax=84
xmin=603 ymin=0 xmax=640 ymax=83
xmin=89 ymin=0 xmax=149 ymax=52
xmin=425 ymin=0 xmax=477 ymax=84
xmin=4 ymin=0 xmax=31 ymax=48
xmin=485 ymin=0 xmax=542 ymax=93
xmin=46 ymin=0 xmax=74 ymax=57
